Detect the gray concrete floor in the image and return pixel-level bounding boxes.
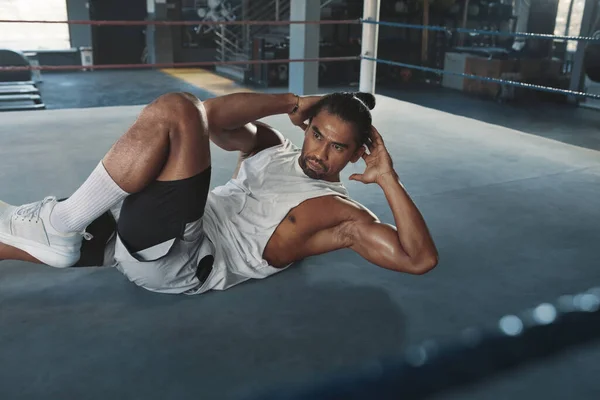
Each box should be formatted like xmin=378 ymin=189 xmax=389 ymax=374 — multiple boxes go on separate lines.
xmin=1 ymin=94 xmax=599 ymax=399
xmin=35 ymin=70 xmax=218 ymax=109
xmin=377 ymin=85 xmax=600 ymax=152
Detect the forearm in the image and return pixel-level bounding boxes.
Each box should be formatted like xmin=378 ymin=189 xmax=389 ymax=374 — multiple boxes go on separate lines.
xmin=378 ymin=172 xmax=437 ymax=265
xmin=204 ymin=92 xmax=297 ymax=132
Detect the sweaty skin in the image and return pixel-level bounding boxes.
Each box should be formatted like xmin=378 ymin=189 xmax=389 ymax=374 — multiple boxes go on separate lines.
xmin=260 ymin=112 xmax=370 ymax=267
xmin=225 ymin=104 xmax=438 ymax=275
xmin=0 ymin=93 xmax=438 ymax=277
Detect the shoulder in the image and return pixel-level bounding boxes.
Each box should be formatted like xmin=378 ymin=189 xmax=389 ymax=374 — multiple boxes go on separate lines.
xmin=315 ymin=195 xmax=378 ymax=226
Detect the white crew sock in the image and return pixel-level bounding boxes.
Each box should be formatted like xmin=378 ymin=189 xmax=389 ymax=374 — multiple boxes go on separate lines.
xmin=50 ymin=162 xmax=129 ymax=233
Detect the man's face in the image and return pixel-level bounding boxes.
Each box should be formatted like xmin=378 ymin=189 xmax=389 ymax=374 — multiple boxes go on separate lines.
xmin=299 ymin=111 xmax=364 ymax=181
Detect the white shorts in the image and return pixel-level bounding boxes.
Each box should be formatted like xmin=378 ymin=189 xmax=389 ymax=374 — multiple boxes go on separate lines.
xmin=108 ymin=218 xmax=217 ymax=295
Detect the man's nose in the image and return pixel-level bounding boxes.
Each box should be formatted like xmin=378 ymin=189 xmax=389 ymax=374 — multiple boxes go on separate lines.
xmin=315 ymin=143 xmax=329 ymax=161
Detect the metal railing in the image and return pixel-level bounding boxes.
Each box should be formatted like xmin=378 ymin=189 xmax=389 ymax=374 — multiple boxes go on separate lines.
xmin=214 ymin=0 xmax=291 ymax=76
xmin=214 ymin=0 xmax=338 ymax=81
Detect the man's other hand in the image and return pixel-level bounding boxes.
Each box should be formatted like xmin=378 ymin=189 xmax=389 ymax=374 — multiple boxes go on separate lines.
xmin=349 ymin=126 xmax=396 ymax=185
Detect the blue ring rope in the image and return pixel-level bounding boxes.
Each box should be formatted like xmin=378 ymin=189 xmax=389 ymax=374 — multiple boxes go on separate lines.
xmin=360 ymin=19 xmax=600 ymax=43
xmin=362 ymin=56 xmax=600 ymax=100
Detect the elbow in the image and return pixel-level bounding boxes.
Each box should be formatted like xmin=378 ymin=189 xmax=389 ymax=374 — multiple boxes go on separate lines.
xmin=407 ymin=252 xmax=439 ymax=275
xmin=203 ymin=98 xmax=225 ymax=132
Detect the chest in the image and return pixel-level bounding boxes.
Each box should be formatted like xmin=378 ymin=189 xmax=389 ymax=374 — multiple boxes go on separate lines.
xmin=262 ymin=196 xmax=343 ymax=267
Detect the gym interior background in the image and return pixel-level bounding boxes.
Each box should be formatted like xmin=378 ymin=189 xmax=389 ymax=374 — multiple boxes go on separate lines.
xmin=1 ymin=1 xmax=600 ymax=400
xmin=1 ymin=0 xmax=599 ymax=110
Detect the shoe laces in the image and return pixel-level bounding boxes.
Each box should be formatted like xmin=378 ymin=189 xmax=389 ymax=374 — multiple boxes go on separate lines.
xmin=14 ymin=197 xmax=94 ymax=241
xmin=15 ymin=197 xmax=54 ymax=223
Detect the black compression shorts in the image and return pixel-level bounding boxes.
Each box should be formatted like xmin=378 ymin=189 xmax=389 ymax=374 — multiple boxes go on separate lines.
xmin=76 ymin=167 xmax=212 ymax=267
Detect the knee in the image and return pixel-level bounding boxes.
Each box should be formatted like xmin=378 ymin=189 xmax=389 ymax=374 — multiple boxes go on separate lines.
xmin=157 ymin=92 xmax=201 ymax=109
xmin=149 ymin=92 xmax=208 ymax=129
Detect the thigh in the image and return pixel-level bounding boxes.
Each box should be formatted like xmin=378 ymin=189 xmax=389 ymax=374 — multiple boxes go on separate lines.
xmin=156 ymin=92 xmax=212 ymax=182
xmin=117 ymin=167 xmax=211 ymax=253
xmin=102 ymin=92 xmax=211 ymax=193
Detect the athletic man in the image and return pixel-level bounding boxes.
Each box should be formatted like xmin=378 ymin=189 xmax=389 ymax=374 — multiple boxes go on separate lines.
xmin=0 ymin=91 xmax=438 ymax=295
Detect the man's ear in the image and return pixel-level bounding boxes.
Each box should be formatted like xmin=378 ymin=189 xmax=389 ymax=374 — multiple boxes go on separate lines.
xmin=350 ymin=145 xmax=366 ymax=163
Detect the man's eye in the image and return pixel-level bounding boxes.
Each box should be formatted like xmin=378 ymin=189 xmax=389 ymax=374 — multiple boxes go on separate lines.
xmin=313 ymin=132 xmax=321 ymax=139
xmin=333 ymin=144 xmax=343 ymax=151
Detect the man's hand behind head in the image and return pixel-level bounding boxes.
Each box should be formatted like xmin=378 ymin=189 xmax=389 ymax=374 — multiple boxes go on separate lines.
xmin=288 ymin=95 xmax=322 ymax=131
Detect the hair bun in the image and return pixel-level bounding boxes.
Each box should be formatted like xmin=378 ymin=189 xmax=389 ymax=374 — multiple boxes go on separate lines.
xmin=353 ymin=92 xmax=376 ymax=110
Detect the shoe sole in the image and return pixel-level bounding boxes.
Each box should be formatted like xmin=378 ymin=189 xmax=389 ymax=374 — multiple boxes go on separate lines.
xmin=0 ymin=231 xmax=79 ymax=268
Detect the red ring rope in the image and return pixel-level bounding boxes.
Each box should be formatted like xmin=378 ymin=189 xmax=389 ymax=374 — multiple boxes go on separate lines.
xmin=0 ymin=56 xmax=360 ymax=72
xmin=0 ymin=19 xmax=360 ymax=26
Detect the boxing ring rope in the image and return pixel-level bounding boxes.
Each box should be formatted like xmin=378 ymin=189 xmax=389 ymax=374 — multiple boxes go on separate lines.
xmin=361 ymin=19 xmax=600 ymax=43
xmin=1 ymin=17 xmax=599 ymax=101
xmin=364 ymin=56 xmax=600 ymax=100
xmin=358 ymin=18 xmax=600 ymax=100
xmin=0 ymin=57 xmax=360 ymax=72
xmin=0 ymin=19 xmax=360 ymax=27
xmin=253 ymin=285 xmax=600 ymax=399
xmin=0 ymin=18 xmax=360 ymax=74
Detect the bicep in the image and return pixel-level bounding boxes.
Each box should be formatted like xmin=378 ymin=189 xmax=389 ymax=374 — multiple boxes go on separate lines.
xmin=304 ymin=213 xmax=409 ymax=271
xmin=305 ymin=200 xmax=431 ymax=273
xmin=304 ymin=218 xmax=410 ymax=271
xmin=346 ymin=220 xmax=412 ymax=271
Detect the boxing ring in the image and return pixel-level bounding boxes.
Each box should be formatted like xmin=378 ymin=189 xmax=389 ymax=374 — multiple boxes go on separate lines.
xmin=1 ymin=2 xmax=600 ymax=399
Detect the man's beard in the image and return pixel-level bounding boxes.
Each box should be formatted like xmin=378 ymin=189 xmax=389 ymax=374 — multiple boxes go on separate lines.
xmin=299 ymin=155 xmax=327 ymax=179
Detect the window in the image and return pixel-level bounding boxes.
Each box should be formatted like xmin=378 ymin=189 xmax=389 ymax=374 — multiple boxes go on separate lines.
xmin=0 ymin=0 xmax=71 ymax=51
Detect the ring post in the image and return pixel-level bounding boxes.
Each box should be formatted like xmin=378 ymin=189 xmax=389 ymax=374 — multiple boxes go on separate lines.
xmin=359 ymin=0 xmax=381 ymax=94
xmin=569 ymin=0 xmax=598 ymax=103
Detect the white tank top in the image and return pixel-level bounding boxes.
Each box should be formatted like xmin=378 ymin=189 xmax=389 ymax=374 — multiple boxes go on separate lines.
xmin=199 ymin=138 xmax=350 ymax=292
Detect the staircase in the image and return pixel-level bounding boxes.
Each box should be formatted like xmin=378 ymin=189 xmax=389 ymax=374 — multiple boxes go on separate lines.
xmin=215 ymin=0 xmax=336 ymax=83
xmin=214 ymin=0 xmax=291 ymax=82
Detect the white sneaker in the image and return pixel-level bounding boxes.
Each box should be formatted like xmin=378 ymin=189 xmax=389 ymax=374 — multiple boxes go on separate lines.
xmin=0 ymin=197 xmax=92 ymax=268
